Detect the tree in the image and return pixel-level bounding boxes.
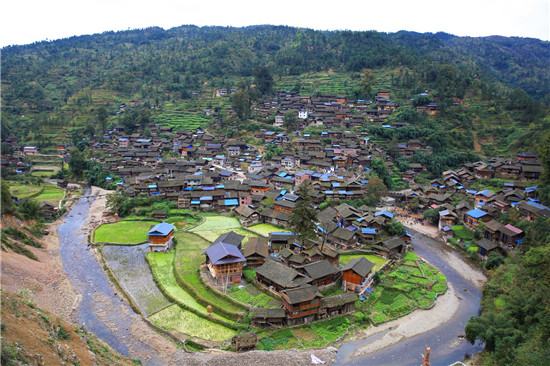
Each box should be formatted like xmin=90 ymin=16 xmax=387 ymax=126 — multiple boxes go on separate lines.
xmin=1 ymin=181 xmax=16 ymax=215
xmin=360 ymin=69 xmax=377 ymax=98
xmin=365 ymin=177 xmax=388 ymax=204
xmin=19 ymin=199 xmax=41 ymax=220
xmin=485 ymin=252 xmax=505 ymax=270
xmin=284 ymin=110 xmax=298 ymax=132
xmin=253 ymin=66 xmax=274 ymax=95
xmin=231 ymin=89 xmax=251 ymax=120
xmin=386 ymin=220 xmax=406 ymax=236
xmin=289 ymin=183 xmax=317 ymax=247
xmin=68 ymin=149 xmax=87 ymax=177
xmin=96 ymin=106 xmax=109 ymax=133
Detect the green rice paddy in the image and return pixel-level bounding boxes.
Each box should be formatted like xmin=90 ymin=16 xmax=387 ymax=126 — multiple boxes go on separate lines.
xmin=149 ymin=304 xmax=237 ymax=341
xmin=339 ymin=254 xmax=388 ymax=271
xmin=247 ymin=223 xmax=292 ymax=237
xmin=94 ymin=220 xmax=159 ymax=244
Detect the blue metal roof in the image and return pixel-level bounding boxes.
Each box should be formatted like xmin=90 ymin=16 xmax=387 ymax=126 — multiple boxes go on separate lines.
xmin=361 ymin=228 xmax=376 ymax=235
xmin=466 ymin=208 xmax=488 ymax=219
xmin=148 ymin=222 xmax=175 ymax=236
xmin=224 ymin=199 xmax=239 ymax=206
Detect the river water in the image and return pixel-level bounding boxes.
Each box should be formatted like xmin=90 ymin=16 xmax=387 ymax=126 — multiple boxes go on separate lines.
xmin=59 ymin=190 xmax=483 ymax=365
xmin=58 ymin=187 xmax=165 ymax=364
xmin=334 ymin=230 xmax=484 ymax=365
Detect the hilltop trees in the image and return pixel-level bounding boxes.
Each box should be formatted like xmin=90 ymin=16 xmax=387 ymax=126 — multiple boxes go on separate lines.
xmin=289 ymin=183 xmax=317 ymax=246
xmin=253 ymin=66 xmax=274 ymax=95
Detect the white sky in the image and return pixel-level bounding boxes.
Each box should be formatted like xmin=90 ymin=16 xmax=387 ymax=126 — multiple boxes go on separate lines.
xmin=1 ymin=0 xmax=549 ymax=47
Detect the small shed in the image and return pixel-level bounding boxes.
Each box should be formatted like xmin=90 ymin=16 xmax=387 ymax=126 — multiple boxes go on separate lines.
xmin=147 ymin=222 xmax=176 ymax=252
xmin=232 ymin=332 xmax=258 ymax=351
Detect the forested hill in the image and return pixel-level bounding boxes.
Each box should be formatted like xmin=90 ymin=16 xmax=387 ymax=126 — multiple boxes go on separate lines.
xmin=2 ymin=25 xmax=549 ymax=151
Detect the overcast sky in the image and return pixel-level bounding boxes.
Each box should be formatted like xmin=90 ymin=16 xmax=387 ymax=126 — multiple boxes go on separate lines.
xmin=1 ymin=0 xmax=549 ymax=47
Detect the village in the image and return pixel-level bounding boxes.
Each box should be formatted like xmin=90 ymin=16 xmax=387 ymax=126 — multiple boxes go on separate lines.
xmin=3 ymin=88 xmax=549 ymax=352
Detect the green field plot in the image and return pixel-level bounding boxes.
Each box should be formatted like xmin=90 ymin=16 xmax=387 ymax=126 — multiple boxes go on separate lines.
xmin=147 ymin=252 xmax=235 ymax=322
xmin=103 ymin=244 xmax=171 ymax=315
xmin=193 ymin=228 xmax=258 ymax=244
xmin=94 ymin=220 xmax=159 ymax=244
xmin=451 ymin=225 xmax=475 ymax=242
xmin=173 ymin=232 xmax=246 ymax=314
xmin=155 ymin=111 xmax=210 ymax=130
xmin=34 ymin=184 xmax=65 ymax=206
xmin=339 ymin=254 xmax=388 ymax=271
xmin=191 ymin=216 xmax=241 ymax=231
xmin=8 ymin=183 xmax=43 ymax=199
xmin=247 ymin=223 xmax=292 ymax=237
xmin=356 ymin=255 xmax=448 ymax=325
xmin=227 ymin=284 xmax=281 ymax=308
xmin=31 ymin=167 xmax=60 ymax=177
xmin=149 ymin=304 xmax=237 ymax=341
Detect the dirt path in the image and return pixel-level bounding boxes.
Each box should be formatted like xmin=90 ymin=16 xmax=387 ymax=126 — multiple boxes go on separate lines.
xmin=472 ymin=131 xmax=482 ymax=153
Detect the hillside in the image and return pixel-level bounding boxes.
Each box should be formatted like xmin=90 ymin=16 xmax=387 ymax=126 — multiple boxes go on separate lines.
xmin=1 ymin=25 xmax=548 ymax=156
xmin=1 ymin=290 xmax=137 ymax=365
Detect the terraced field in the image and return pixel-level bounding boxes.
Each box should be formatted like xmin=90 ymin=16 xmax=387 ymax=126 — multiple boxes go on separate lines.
xmin=94 ymin=220 xmax=159 ymax=244
xmin=149 ymin=304 xmax=237 ymax=342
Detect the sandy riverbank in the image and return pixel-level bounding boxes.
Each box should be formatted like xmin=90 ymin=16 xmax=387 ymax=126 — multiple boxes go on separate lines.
xmin=351 ymin=283 xmax=460 ymax=357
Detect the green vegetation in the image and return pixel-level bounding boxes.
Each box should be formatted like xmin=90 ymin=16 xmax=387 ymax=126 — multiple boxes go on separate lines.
xmin=247 ymin=223 xmax=292 ymax=237
xmin=190 ymin=216 xmax=241 ymax=231
xmin=356 ymin=256 xmax=447 ymax=324
xmin=451 ymin=225 xmax=475 ymax=242
xmin=193 ymin=228 xmax=258 ymax=244
xmin=172 ymin=232 xmax=247 ymax=316
xmin=258 ymin=316 xmax=352 ymax=350
xmin=150 ymin=304 xmax=237 ymax=342
xmin=465 ymin=218 xmax=550 ymax=365
xmin=93 ymin=220 xmax=159 ymax=244
xmin=33 ymin=184 xmax=64 ymax=206
xmin=227 ymin=284 xmax=280 ymax=308
xmin=339 ymin=254 xmax=388 ymax=271
xmin=146 ymin=252 xmax=235 ymax=323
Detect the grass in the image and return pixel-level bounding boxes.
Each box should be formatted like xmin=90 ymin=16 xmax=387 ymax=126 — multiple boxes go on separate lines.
xmin=8 ymin=183 xmax=43 ymax=199
xmin=34 ymin=184 xmax=65 ymax=206
xmin=193 ymin=228 xmax=258 ymax=244
xmin=147 ymin=252 xmax=235 ymax=322
xmin=452 ymin=225 xmax=475 ymax=242
xmin=173 ymin=232 xmax=245 ymax=313
xmin=339 ymin=254 xmax=387 ymax=271
xmin=191 ymin=216 xmax=241 ymax=231
xmin=227 ymin=284 xmax=281 ymax=308
xmin=247 ymin=223 xmax=292 ymax=237
xmin=149 ymin=304 xmax=237 ymax=341
xmin=94 ymin=220 xmax=159 ymax=244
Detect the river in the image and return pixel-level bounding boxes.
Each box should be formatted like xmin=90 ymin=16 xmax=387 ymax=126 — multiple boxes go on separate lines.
xmin=59 ymin=189 xmax=484 ymax=365
xmin=334 ymin=230 xmax=484 ymax=365
xmin=58 ymin=187 xmax=167 ymax=364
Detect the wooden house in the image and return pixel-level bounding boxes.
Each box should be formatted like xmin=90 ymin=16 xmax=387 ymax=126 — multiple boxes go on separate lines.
xmin=255 ymin=259 xmax=312 ymax=292
xmin=328 ymin=227 xmax=358 ymax=250
xmin=464 ymin=208 xmax=490 ymax=230
xmin=342 ymin=257 xmax=375 ymax=292
xmin=296 ymin=260 xmax=339 ymax=288
xmin=498 ymin=224 xmax=524 ymax=248
xmin=242 ymin=237 xmax=269 ymax=268
xmin=250 ymin=308 xmax=286 ymax=328
xmin=320 ymin=293 xmax=358 ymax=318
xmin=477 ymin=238 xmax=499 ymax=257
xmin=281 ymin=285 xmax=323 ymax=325
xmin=204 ymin=241 xmax=246 ymax=284
xmin=147 ymin=222 xmax=176 ymax=252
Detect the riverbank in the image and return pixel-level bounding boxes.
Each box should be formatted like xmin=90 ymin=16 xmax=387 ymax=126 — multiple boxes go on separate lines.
xmin=351 ymin=283 xmax=460 ymax=357
xmin=1 ymin=203 xmax=80 ymax=323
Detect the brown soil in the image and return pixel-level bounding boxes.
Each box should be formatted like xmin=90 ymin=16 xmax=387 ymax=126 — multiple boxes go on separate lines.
xmin=1 ymin=217 xmax=80 ymax=323
xmin=1 ymin=290 xmax=136 ymax=366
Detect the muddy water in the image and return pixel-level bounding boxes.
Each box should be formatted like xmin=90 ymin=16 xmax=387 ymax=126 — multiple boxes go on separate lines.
xmin=58 ymin=187 xmax=165 ymax=364
xmin=335 ymin=229 xmax=484 ymax=366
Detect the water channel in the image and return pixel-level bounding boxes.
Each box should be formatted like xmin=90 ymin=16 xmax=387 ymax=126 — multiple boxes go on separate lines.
xmin=59 ymin=189 xmax=484 ymax=365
